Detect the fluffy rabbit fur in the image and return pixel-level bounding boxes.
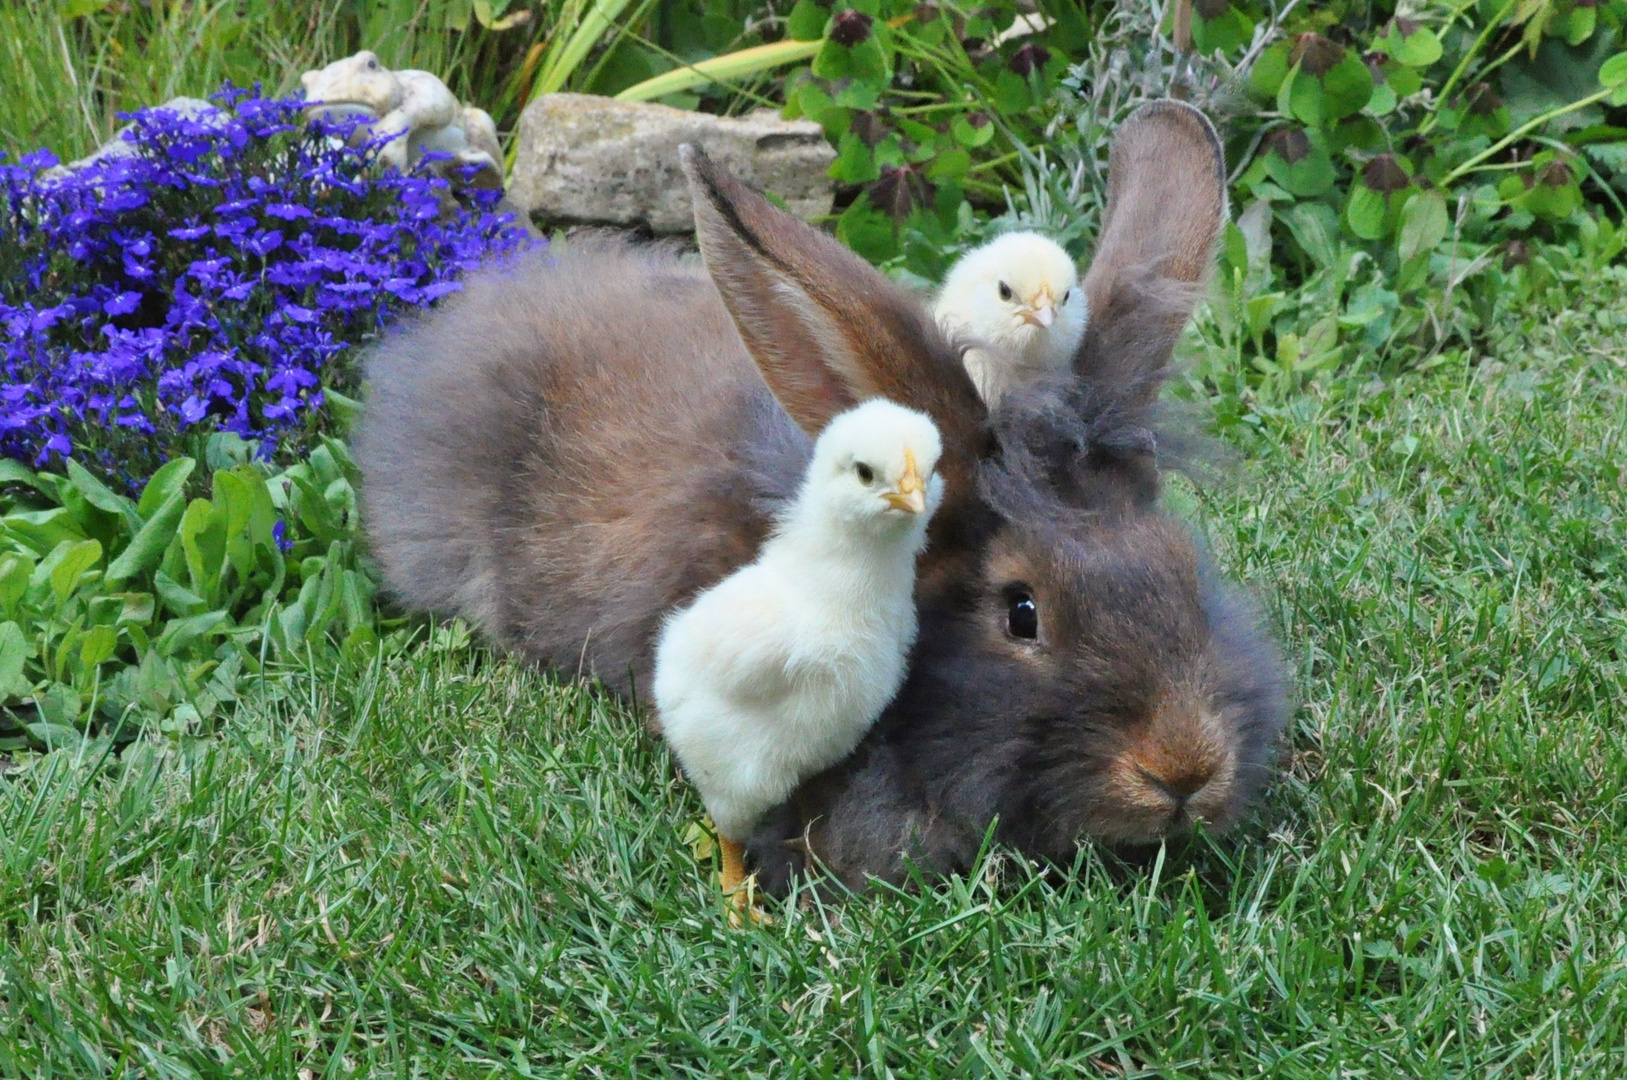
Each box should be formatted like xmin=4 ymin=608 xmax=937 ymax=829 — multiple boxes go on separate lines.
xmin=356 ymin=100 xmax=1289 ymax=894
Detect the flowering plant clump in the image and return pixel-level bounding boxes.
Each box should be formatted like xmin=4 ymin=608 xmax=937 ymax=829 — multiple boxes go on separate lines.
xmin=0 ymin=85 xmax=533 ymax=488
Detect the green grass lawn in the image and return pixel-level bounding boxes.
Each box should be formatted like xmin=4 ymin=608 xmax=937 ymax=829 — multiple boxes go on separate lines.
xmin=3 ymin=275 xmax=1625 ymax=1077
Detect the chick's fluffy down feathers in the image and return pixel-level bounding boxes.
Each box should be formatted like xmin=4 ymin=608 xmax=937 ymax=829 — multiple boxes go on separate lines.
xmin=653 ymin=400 xmax=944 ymax=842
xmin=933 ymin=231 xmax=1088 ymax=406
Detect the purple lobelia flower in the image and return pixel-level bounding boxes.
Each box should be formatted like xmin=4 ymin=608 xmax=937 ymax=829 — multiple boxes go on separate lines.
xmin=0 ymin=83 xmax=536 ymax=489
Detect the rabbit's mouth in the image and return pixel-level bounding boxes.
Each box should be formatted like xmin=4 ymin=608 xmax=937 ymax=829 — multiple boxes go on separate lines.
xmin=1095 ymin=728 xmax=1242 ymax=845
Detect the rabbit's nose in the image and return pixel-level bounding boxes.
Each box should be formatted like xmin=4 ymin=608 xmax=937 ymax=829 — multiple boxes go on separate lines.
xmin=1138 ymin=761 xmax=1215 ymax=804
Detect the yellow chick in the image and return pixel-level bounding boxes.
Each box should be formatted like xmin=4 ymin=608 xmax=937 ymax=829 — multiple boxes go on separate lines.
xmin=653 ymin=399 xmax=944 ymax=908
xmin=933 ymin=232 xmax=1089 ymax=406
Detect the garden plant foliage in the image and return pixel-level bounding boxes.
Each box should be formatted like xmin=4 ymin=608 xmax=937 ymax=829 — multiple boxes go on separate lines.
xmin=0 ymin=88 xmax=532 ymax=751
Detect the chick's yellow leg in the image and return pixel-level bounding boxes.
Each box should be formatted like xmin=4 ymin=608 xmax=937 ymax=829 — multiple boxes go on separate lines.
xmin=717 ymin=836 xmax=771 ymax=926
xmin=719 ymin=836 xmax=748 ymax=896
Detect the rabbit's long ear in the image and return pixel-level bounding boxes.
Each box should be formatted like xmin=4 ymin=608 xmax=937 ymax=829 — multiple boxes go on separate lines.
xmin=1076 ymin=100 xmax=1227 ymax=398
xmin=681 ymin=145 xmax=983 ymax=444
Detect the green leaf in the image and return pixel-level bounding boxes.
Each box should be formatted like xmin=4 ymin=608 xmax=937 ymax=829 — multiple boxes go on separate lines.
xmin=66 ymin=458 xmax=140 ymax=532
xmin=1368 ymin=82 xmax=1397 ymax=117
xmin=153 ymin=570 xmax=208 ymax=619
xmin=0 ymin=552 xmax=32 ymax=616
xmin=34 ymin=681 xmax=81 ymax=728
xmin=1250 ymin=41 xmax=1291 ymax=99
xmin=4 ymin=506 xmax=85 ymax=556
xmin=787 ymin=0 xmax=828 ymax=41
xmin=1599 ymin=53 xmax=1627 ymax=90
xmin=951 ymin=113 xmax=995 ymax=149
xmin=830 ymin=131 xmax=881 ymax=184
xmin=1347 ymin=183 xmax=1388 ymax=240
xmin=78 ymin=624 xmax=118 ymax=671
xmin=1385 ymin=26 xmax=1443 ymax=68
xmin=137 ymin=457 xmax=196 ymax=521
xmin=0 ymin=621 xmax=29 ymax=699
xmin=1282 ymin=202 xmax=1343 ymax=269
xmin=992 ymin=70 xmax=1032 ymax=115
xmin=927 ymin=148 xmax=971 ymax=181
xmin=106 ymin=490 xmax=186 ymax=584
xmin=1566 ymin=7 xmax=1597 ymax=49
xmin=1397 ymin=190 xmax=1450 ymax=264
xmin=812 ymin=36 xmax=889 ymax=87
xmin=179 ymin=498 xmax=223 ymax=600
xmin=1320 ymin=50 xmax=1374 ymax=121
xmin=154 ymin=610 xmax=230 ymax=657
xmin=0 ymin=459 xmax=49 ymax=495
xmin=51 ymin=539 xmax=103 ymax=607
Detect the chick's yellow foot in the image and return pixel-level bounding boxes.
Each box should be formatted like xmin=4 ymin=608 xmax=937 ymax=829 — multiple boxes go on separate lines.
xmin=718 ymin=836 xmax=772 ymax=926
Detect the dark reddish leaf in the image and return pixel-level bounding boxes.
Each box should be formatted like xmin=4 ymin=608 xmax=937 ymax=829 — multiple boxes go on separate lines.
xmin=1290 ymin=33 xmax=1345 ymax=76
xmin=1010 ymin=42 xmax=1051 ymax=77
xmin=829 ymin=9 xmax=873 ymax=47
xmin=869 ymin=164 xmax=934 ymax=221
xmin=1362 ymin=153 xmax=1411 ymax=193
xmin=1268 ymin=128 xmax=1312 ymax=164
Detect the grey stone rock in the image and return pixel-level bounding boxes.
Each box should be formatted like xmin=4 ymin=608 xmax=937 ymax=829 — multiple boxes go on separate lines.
xmin=42 ymin=97 xmax=222 ymax=179
xmin=509 ymin=93 xmax=835 ymax=233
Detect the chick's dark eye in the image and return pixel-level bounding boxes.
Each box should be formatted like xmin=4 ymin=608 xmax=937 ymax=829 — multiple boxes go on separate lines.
xmin=1061 ymin=289 xmax=1070 ymax=303
xmin=998 ymin=281 xmax=1012 ymax=301
xmin=855 ymin=462 xmax=875 ymax=484
xmin=1006 ymin=590 xmax=1038 ymax=640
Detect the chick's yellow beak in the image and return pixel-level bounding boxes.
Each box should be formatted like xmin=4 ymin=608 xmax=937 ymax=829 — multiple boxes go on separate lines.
xmin=1021 ymin=288 xmax=1055 ymax=328
xmin=883 ymin=447 xmax=928 ymax=514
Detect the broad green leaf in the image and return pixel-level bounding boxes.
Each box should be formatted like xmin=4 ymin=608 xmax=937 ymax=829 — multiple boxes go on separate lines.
xmin=1565 ymin=6 xmax=1596 ymax=48
xmin=1385 ymin=26 xmax=1443 ymax=68
xmin=106 ymin=490 xmax=186 ymax=584
xmin=951 ymin=113 xmax=995 ymax=149
xmin=154 ymin=610 xmax=230 ymax=656
xmin=1281 ymin=202 xmax=1343 ymax=268
xmin=0 ymin=621 xmax=28 ymax=698
xmin=0 ymin=552 xmax=32 ymax=616
xmin=1599 ymin=52 xmax=1627 ymax=90
xmin=4 ymin=506 xmax=86 ymax=556
xmin=137 ymin=457 xmax=196 ymax=521
xmin=1320 ymin=50 xmax=1375 ymax=121
xmin=0 ymin=459 xmax=48 ymax=494
xmin=65 ymin=458 xmax=139 ymax=532
xmin=34 ymin=681 xmax=81 ymax=727
xmin=1368 ymin=82 xmax=1397 ymax=117
xmin=179 ymin=498 xmax=224 ymax=600
xmin=787 ymin=0 xmax=828 ymax=41
xmin=992 ymin=69 xmax=1032 ymax=115
xmin=154 ymin=570 xmax=208 ymax=618
xmin=78 ymin=624 xmax=118 ymax=671
xmin=27 ymin=722 xmax=82 ymax=750
xmin=812 ymin=36 xmax=890 ymax=87
xmin=1347 ymin=184 xmax=1389 ymax=240
xmin=1398 ymin=190 xmax=1450 ymax=263
xmin=927 ymin=148 xmax=971 ymax=181
xmin=51 ymin=539 xmax=103 ymax=607
xmin=1250 ymin=41 xmax=1291 ymax=99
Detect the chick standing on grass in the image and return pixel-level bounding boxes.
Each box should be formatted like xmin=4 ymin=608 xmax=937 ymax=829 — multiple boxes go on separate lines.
xmin=934 ymin=231 xmax=1088 ymax=407
xmin=653 ymin=399 xmax=945 ymax=904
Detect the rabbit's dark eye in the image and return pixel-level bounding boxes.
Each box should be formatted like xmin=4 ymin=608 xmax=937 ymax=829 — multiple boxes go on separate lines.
xmin=998 ymin=281 xmax=1013 ymax=301
xmin=855 ymin=462 xmax=875 ymax=484
xmin=1006 ymin=590 xmax=1038 ymax=640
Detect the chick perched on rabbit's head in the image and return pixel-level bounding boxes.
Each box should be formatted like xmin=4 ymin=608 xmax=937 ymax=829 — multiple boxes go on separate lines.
xmin=799 ymin=399 xmax=945 ymax=531
xmin=935 ymin=232 xmax=1088 ymax=404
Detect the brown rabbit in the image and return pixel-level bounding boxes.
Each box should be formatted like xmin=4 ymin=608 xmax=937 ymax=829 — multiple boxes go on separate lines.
xmin=354 ymin=100 xmax=1288 ymax=893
